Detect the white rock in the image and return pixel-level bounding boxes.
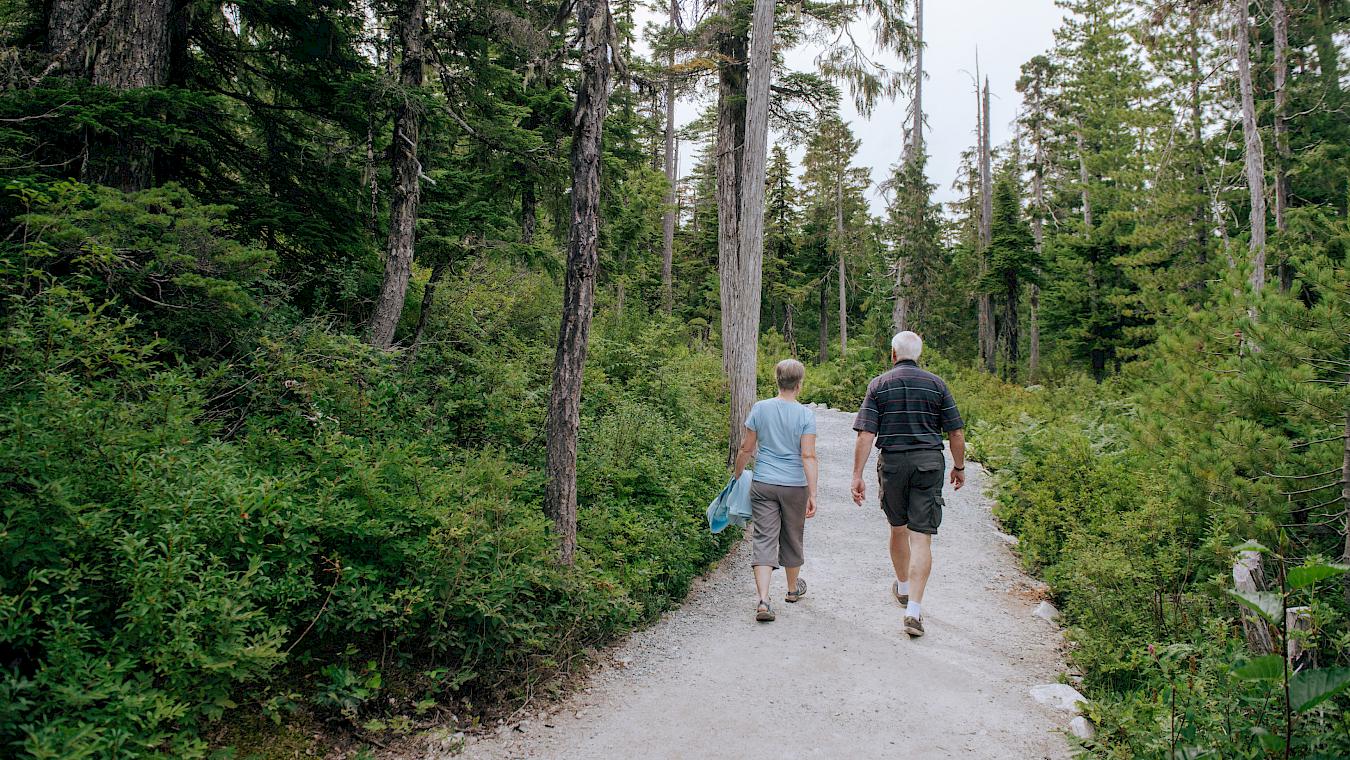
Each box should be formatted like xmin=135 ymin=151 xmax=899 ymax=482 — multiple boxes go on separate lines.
xmin=1030 ymin=683 xmax=1088 ymax=713
xmin=1070 ymin=716 xmax=1096 ymax=740
xmin=996 ymin=531 xmax=1020 ymax=546
xmin=1034 ymin=601 xmax=1061 ymax=622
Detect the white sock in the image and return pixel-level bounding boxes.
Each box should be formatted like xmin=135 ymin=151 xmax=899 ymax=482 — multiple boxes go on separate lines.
xmin=906 ymin=601 xmax=922 ymax=619
xmin=897 ymin=580 xmax=910 ymax=595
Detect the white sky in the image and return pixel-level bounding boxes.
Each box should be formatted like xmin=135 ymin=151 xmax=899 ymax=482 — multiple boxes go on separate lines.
xmin=639 ymin=0 xmax=1067 ymax=214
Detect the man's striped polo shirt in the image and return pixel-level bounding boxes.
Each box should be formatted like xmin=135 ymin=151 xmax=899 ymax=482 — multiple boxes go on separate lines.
xmin=852 ymin=359 xmax=964 ymax=452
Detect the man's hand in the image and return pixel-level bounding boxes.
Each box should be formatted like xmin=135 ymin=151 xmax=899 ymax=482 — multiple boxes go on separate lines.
xmin=805 ymin=495 xmax=817 ymax=518
xmin=851 ymin=476 xmax=866 ymax=505
xmin=950 ymin=468 xmax=966 ymax=490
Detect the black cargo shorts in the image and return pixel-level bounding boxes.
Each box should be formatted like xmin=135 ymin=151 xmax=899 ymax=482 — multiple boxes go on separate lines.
xmin=877 ymin=449 xmax=946 ymax=534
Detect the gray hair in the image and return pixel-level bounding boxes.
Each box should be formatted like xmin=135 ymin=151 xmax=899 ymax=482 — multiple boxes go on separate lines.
xmin=891 ymin=331 xmax=923 ymax=361
xmin=775 ymin=358 xmax=805 ymax=391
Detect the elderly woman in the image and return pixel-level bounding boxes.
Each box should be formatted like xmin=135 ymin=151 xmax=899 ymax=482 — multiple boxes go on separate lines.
xmin=732 ymin=359 xmax=819 ymax=622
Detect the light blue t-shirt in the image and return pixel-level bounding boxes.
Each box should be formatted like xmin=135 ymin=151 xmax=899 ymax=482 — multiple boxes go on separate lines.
xmin=745 ymin=398 xmax=817 ymax=487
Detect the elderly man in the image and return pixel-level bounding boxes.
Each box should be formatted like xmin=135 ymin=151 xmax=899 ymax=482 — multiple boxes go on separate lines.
xmin=850 ymin=331 xmax=965 ymax=637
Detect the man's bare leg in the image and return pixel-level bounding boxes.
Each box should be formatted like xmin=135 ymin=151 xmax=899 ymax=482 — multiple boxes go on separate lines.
xmin=889 ymin=525 xmax=911 ymax=585
xmin=907 ymin=532 xmax=933 ymax=606
xmin=784 ymin=564 xmax=800 ymax=593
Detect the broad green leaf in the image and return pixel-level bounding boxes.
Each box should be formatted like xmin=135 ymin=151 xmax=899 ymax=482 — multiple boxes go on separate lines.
xmin=1291 ymin=667 xmax=1350 ymax=712
xmin=1286 ymin=562 xmax=1349 ymax=590
xmin=1232 ymin=655 xmax=1284 ymax=681
xmin=1231 ymin=540 xmax=1271 ymax=554
xmin=1228 ymin=590 xmax=1282 ymax=624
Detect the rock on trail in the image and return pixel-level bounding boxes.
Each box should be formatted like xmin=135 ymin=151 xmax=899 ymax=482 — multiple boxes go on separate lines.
xmin=439 ymin=405 xmax=1074 ymax=760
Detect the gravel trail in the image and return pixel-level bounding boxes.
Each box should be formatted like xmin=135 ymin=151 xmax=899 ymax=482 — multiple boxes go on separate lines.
xmin=447 ymin=405 xmax=1073 ymax=760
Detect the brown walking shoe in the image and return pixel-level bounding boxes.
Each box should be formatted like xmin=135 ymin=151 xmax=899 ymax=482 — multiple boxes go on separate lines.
xmin=892 ymin=580 xmax=909 ymax=606
xmin=904 ymin=616 xmax=924 ymax=637
xmin=785 ymin=578 xmax=807 ymax=603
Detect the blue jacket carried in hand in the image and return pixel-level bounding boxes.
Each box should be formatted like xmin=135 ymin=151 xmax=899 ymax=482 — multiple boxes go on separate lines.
xmin=707 ymin=471 xmax=753 ymax=534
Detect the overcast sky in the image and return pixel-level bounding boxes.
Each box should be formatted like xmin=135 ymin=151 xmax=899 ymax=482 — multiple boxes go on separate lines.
xmin=639 ymin=0 xmax=1066 ymax=214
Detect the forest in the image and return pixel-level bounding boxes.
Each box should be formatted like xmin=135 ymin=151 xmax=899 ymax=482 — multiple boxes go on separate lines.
xmin=1 ymin=0 xmax=1348 ymax=757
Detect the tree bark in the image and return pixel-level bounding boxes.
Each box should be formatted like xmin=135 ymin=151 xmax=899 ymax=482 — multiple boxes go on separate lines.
xmin=1188 ymin=5 xmax=1209 ymax=266
xmin=1028 ymin=284 xmax=1040 ymax=383
xmin=406 ymin=258 xmax=449 ymax=365
xmin=717 ymin=0 xmax=763 ymax=463
xmin=818 ymin=277 xmax=829 ymax=364
xmin=368 ymin=0 xmax=427 ymax=349
xmin=977 ymin=78 xmax=996 ymax=374
xmin=1342 ymin=407 xmax=1349 ymax=605
xmin=661 ymin=0 xmax=678 ymax=314
xmin=46 ymin=0 xmax=97 ymax=77
xmin=75 ymin=0 xmax=174 ymax=191
xmin=544 ymin=0 xmax=612 ymax=566
xmin=521 ymin=180 xmax=538 ymax=244
xmin=1273 ymin=0 xmax=1291 ymax=291
xmin=836 ymin=168 xmax=847 ymax=358
xmin=1235 ymin=0 xmax=1266 ymax=295
xmin=892 ymin=0 xmax=922 ymax=335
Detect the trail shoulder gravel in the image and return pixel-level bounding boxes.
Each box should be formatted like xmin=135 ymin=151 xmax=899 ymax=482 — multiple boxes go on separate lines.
xmin=434 ymin=405 xmax=1073 ymax=760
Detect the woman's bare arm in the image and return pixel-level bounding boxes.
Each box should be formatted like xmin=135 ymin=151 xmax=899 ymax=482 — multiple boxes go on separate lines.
xmin=800 ymin=433 xmax=818 ymax=516
xmin=733 ymin=427 xmax=757 ymax=478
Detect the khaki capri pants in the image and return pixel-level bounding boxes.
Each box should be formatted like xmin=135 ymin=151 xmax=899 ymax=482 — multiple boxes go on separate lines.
xmin=749 ymin=481 xmax=808 ymax=569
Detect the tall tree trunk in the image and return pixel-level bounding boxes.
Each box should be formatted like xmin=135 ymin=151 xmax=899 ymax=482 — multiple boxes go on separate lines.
xmin=77 ymin=0 xmax=174 ymax=191
xmin=892 ymin=0 xmax=922 ymax=334
xmin=1002 ymin=271 xmax=1019 ymax=383
xmin=545 ymin=0 xmax=612 ymax=566
xmin=46 ymin=0 xmax=97 ymax=77
xmin=660 ymin=0 xmax=678 ymax=314
xmin=1272 ymin=0 xmax=1292 ymax=291
xmin=712 ymin=0 xmax=766 ymax=464
xmin=977 ymin=78 xmax=996 ymax=374
xmin=406 ymin=258 xmax=450 ymax=365
xmin=521 ymin=180 xmax=537 ymax=244
xmin=818 ymin=277 xmax=829 ymax=364
xmin=1076 ymin=127 xmax=1093 ymax=231
xmin=1188 ymin=5 xmax=1209 ymax=266
xmin=784 ymin=302 xmax=796 ymax=356
xmin=1342 ymin=407 xmax=1349 ymax=604
xmin=1028 ymin=284 xmax=1040 ymax=383
xmin=1235 ymin=0 xmax=1266 ymax=296
xmin=836 ymin=170 xmax=847 ymax=357
xmin=368 ymin=0 xmax=427 ymax=348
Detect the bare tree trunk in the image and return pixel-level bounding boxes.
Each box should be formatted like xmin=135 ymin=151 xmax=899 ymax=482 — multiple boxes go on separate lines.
xmin=1028 ymin=284 xmax=1040 ymax=382
xmin=1189 ymin=5 xmax=1209 ymax=266
xmin=1273 ymin=0 xmax=1292 ymax=291
xmin=46 ymin=0 xmax=97 ymax=77
xmin=1235 ymin=0 xmax=1266 ymax=295
xmin=1076 ymin=128 xmax=1093 ymax=231
xmin=76 ymin=0 xmax=174 ymax=191
xmin=891 ymin=0 xmax=923 ymax=334
xmin=721 ymin=0 xmax=773 ymax=463
xmin=836 ymin=171 xmax=847 ymax=358
xmin=977 ymin=78 xmax=996 ymax=374
xmin=545 ymin=0 xmax=612 ymax=566
xmin=718 ymin=0 xmax=761 ymax=464
xmin=818 ymin=277 xmax=829 ymax=364
xmin=406 ymin=258 xmax=449 ymax=365
xmin=661 ymin=0 xmax=678 ymax=314
xmin=1342 ymin=407 xmax=1349 ymax=605
xmin=521 ymin=180 xmax=538 ymax=244
xmin=784 ymin=302 xmax=797 ymax=356
xmin=368 ymin=0 xmax=427 ymax=348
xmin=1234 ymin=548 xmax=1275 ymax=655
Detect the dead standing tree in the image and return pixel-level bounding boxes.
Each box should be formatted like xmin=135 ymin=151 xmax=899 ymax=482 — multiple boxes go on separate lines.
xmin=718 ymin=0 xmax=774 ymax=463
xmin=544 ymin=0 xmax=615 ymax=565
xmin=368 ymin=0 xmax=428 ymax=349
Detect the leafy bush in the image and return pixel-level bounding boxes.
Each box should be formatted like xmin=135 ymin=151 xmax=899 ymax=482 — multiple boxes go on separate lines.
xmin=0 ymin=184 xmax=737 ymax=758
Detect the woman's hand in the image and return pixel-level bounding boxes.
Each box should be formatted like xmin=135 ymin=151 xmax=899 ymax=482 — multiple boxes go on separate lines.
xmin=805 ymin=495 xmax=817 ymax=518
